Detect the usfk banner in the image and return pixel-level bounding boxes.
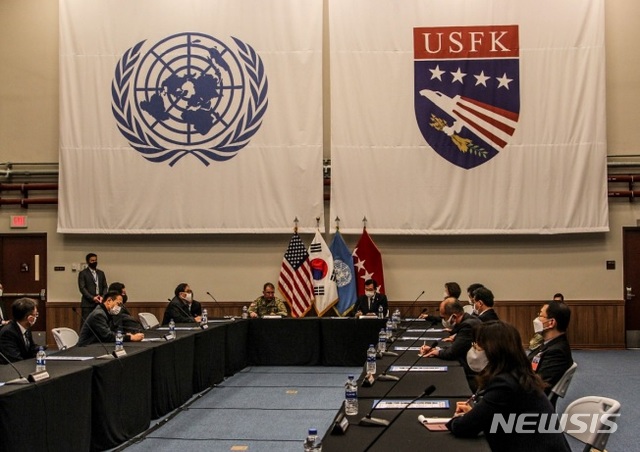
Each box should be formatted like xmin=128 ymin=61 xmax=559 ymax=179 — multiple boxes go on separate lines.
xmin=329 ymin=0 xmax=608 ymax=234
xmin=58 ymin=0 xmax=323 ymax=233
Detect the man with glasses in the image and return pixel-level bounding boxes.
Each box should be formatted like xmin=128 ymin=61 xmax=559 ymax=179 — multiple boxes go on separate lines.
xmin=248 ymin=282 xmax=288 ymax=318
xmin=528 ymin=300 xmax=573 ymax=394
xmin=0 ymin=297 xmax=44 ymax=363
xmin=162 ymin=283 xmax=203 ymax=325
xmin=78 ymin=291 xmax=144 ymax=346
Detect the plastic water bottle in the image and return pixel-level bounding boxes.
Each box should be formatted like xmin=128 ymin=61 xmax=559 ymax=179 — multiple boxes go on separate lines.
xmin=377 ymin=328 xmax=387 ymax=353
xmin=386 ymin=318 xmax=393 ymax=338
xmin=366 ymin=344 xmax=376 ymax=375
xmin=241 ymin=305 xmax=248 ymax=319
xmin=201 ymin=308 xmax=208 ymax=325
xmin=392 ymin=308 xmax=401 ymax=329
xmin=115 ymin=330 xmax=124 ymax=351
xmin=378 ymin=305 xmax=384 ymax=319
xmin=35 ymin=346 xmax=46 ymax=372
xmin=303 ymin=428 xmax=322 ymax=451
xmin=345 ymin=375 xmax=359 ymax=416
xmin=169 ymin=318 xmax=176 ymax=339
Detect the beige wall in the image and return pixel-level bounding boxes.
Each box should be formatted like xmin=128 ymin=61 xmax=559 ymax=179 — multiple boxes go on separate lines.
xmin=1 ymin=0 xmax=640 ymax=304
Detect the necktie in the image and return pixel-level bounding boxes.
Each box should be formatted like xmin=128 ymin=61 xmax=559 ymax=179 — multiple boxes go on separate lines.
xmin=24 ymin=331 xmax=31 ymax=348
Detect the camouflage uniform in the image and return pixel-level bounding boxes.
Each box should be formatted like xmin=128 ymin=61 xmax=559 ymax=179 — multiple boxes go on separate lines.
xmin=248 ymin=296 xmax=289 ymax=317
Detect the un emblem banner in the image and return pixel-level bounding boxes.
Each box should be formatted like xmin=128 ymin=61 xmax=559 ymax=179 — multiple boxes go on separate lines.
xmin=59 ymin=0 xmax=323 ymax=233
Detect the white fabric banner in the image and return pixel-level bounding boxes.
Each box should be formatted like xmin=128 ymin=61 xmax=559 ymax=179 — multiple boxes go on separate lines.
xmin=329 ymin=0 xmax=608 ymax=234
xmin=58 ymin=0 xmax=323 ymax=233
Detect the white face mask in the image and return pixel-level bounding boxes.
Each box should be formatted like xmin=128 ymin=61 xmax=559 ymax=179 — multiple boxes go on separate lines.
xmin=533 ymin=317 xmax=545 ymax=334
xmin=442 ymin=314 xmax=455 ymax=329
xmin=365 ymin=290 xmax=375 ymax=298
xmin=28 ymin=315 xmax=37 ymax=327
xmin=467 ymin=347 xmax=489 ymax=372
xmin=184 ymin=292 xmax=193 ymax=302
xmin=109 ymin=305 xmax=122 ymax=315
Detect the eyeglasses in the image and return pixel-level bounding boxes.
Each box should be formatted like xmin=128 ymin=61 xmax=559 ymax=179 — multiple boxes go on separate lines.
xmin=537 ymin=311 xmax=548 ymax=319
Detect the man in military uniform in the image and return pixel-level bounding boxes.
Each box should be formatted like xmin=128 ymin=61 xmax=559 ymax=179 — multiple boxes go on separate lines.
xmin=248 ymin=282 xmax=288 ymax=318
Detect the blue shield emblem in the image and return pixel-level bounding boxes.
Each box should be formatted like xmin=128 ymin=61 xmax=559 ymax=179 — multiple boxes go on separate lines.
xmin=414 ymin=25 xmax=520 ymax=169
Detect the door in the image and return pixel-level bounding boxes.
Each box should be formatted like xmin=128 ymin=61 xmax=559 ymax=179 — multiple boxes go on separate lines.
xmin=0 ymin=234 xmax=47 ymax=340
xmin=623 ymin=227 xmax=640 ymax=348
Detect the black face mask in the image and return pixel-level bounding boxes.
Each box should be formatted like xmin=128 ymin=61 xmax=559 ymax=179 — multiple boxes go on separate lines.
xmin=88 ymin=262 xmax=98 ymax=269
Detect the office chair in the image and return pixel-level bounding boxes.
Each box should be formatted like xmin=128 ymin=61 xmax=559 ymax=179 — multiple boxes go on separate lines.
xmin=563 ymin=395 xmax=620 ymax=452
xmin=549 ymin=361 xmax=578 ymax=408
xmin=138 ymin=312 xmax=160 ymax=329
xmin=52 ymin=327 xmax=79 ymax=350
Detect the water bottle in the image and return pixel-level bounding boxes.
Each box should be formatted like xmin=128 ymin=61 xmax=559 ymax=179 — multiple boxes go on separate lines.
xmin=241 ymin=305 xmax=248 ymax=319
xmin=392 ymin=308 xmax=401 ymax=329
xmin=386 ymin=318 xmax=393 ymax=338
xmin=377 ymin=328 xmax=387 ymax=353
xmin=201 ymin=308 xmax=208 ymax=325
xmin=303 ymin=428 xmax=322 ymax=451
xmin=366 ymin=344 xmax=376 ymax=375
xmin=378 ymin=305 xmax=384 ymax=319
xmin=115 ymin=330 xmax=124 ymax=351
xmin=169 ymin=318 xmax=176 ymax=339
xmin=35 ymin=346 xmax=46 ymax=372
xmin=345 ymin=375 xmax=359 ymax=416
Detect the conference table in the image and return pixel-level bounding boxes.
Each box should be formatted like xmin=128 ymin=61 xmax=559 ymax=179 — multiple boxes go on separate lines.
xmin=0 ymin=317 xmax=385 ymax=451
xmin=321 ymin=320 xmax=491 ymax=451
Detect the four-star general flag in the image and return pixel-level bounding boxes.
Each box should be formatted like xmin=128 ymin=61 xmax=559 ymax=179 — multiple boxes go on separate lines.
xmin=58 ymin=0 xmax=323 ymax=233
xmin=330 ymin=231 xmax=358 ymax=316
xmin=329 ymin=0 xmax=608 ymax=234
xmin=352 ymin=228 xmax=385 ymax=296
xmin=308 ymin=231 xmax=339 ymax=316
xmin=278 ymin=233 xmax=314 ymax=317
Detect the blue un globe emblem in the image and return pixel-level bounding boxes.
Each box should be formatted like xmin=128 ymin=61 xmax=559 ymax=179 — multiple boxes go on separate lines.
xmin=112 ymin=32 xmax=268 ymax=165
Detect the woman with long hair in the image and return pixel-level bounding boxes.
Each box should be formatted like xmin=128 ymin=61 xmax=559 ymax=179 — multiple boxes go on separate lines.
xmin=446 ymin=321 xmax=570 ymax=451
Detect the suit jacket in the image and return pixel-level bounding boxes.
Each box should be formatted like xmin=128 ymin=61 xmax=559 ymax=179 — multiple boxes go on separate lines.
xmin=353 ymin=293 xmax=388 ymax=317
xmin=528 ymin=333 xmax=573 ymax=394
xmin=0 ymin=321 xmax=40 ymax=363
xmin=78 ymin=304 xmax=128 ymax=346
xmin=78 ymin=267 xmax=108 ymax=309
xmin=477 ymin=308 xmax=499 ymax=322
xmin=162 ymin=296 xmax=198 ymax=325
xmin=438 ymin=313 xmax=481 ymax=364
xmin=112 ymin=305 xmax=144 ymax=333
xmin=447 ymin=373 xmax=570 ymax=452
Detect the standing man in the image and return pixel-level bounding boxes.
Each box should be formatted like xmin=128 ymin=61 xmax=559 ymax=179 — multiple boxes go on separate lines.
xmin=353 ymin=279 xmax=388 ymax=318
xmin=0 ymin=297 xmax=43 ymax=363
xmin=162 ymin=283 xmax=202 ymax=324
xmin=78 ymin=253 xmax=108 ymax=321
xmin=248 ymin=282 xmax=289 ymax=318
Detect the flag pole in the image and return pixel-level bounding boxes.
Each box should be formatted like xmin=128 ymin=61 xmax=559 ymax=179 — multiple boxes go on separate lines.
xmin=335 ymin=216 xmax=340 ymax=232
xmin=362 ymin=216 xmax=367 ymax=229
xmin=293 ymin=217 xmax=299 ymax=234
xmin=316 ymin=216 xmax=321 ymax=231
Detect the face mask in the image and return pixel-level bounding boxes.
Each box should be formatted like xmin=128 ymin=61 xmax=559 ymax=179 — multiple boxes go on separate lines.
xmin=472 ymin=304 xmax=479 ymax=316
xmin=184 ymin=292 xmax=193 ymax=302
xmin=443 ymin=292 xmax=448 ymax=298
xmin=365 ymin=290 xmax=375 ymax=298
xmin=109 ymin=305 xmax=122 ymax=315
xmin=121 ymin=294 xmax=128 ymax=304
xmin=28 ymin=315 xmax=37 ymax=327
xmin=533 ymin=317 xmax=545 ymax=334
xmin=88 ymin=262 xmax=98 ymax=269
xmin=467 ymin=347 xmax=489 ymax=372
xmin=442 ymin=314 xmax=455 ymax=329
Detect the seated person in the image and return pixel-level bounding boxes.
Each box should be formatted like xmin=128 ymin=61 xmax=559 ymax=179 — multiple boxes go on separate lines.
xmin=0 ymin=297 xmax=43 ymax=363
xmin=528 ymin=300 xmax=573 ymax=395
xmin=419 ymin=297 xmax=481 ymax=390
xmin=529 ymin=293 xmax=564 ymax=351
xmin=78 ymin=291 xmax=144 ymax=346
xmin=353 ymin=279 xmax=388 ymax=317
xmin=248 ymin=282 xmax=289 ymax=318
xmin=447 ymin=321 xmax=570 ymax=451
xmin=162 ymin=283 xmax=202 ymax=325
xmin=108 ymin=281 xmax=143 ymax=333
xmin=419 ymin=281 xmax=462 ymax=321
xmin=472 ymin=287 xmax=499 ymax=322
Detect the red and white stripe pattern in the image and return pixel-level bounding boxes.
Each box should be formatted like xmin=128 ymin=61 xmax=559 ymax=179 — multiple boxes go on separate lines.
xmin=278 ymin=233 xmax=314 ymax=317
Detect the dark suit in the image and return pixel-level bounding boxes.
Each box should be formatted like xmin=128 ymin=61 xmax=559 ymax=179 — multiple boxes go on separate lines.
xmin=439 ymin=313 xmax=481 ymax=390
xmin=353 ymin=293 xmax=388 ymax=317
xmin=112 ymin=305 xmax=143 ymax=333
xmin=78 ymin=304 xmax=128 ymax=347
xmin=0 ymin=321 xmax=40 ymax=363
xmin=447 ymin=373 xmax=570 ymax=452
xmin=162 ymin=296 xmax=200 ymax=325
xmin=78 ymin=267 xmax=108 ymax=320
xmin=528 ymin=333 xmax=573 ymax=394
xmin=477 ymin=308 xmax=499 ymax=322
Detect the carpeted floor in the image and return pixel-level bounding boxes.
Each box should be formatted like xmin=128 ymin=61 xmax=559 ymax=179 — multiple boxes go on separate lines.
xmin=119 ymin=351 xmax=637 ymax=451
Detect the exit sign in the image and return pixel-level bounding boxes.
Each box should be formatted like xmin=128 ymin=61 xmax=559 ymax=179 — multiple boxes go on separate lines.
xmin=10 ymin=215 xmax=28 ymax=228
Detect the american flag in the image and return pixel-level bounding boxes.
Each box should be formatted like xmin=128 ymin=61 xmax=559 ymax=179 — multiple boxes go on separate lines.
xmin=278 ymin=233 xmax=314 ymax=317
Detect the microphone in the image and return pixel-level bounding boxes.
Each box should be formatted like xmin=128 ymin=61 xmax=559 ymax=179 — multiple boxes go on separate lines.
xmin=363 ymin=385 xmax=437 ymax=450
xmin=72 ymin=307 xmax=121 ymax=358
xmin=206 ymin=291 xmax=231 ymax=319
xmin=0 ymin=349 xmax=30 ymax=385
xmin=360 ymin=340 xmax=438 ymax=425
xmin=397 ymin=290 xmax=425 ymax=327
